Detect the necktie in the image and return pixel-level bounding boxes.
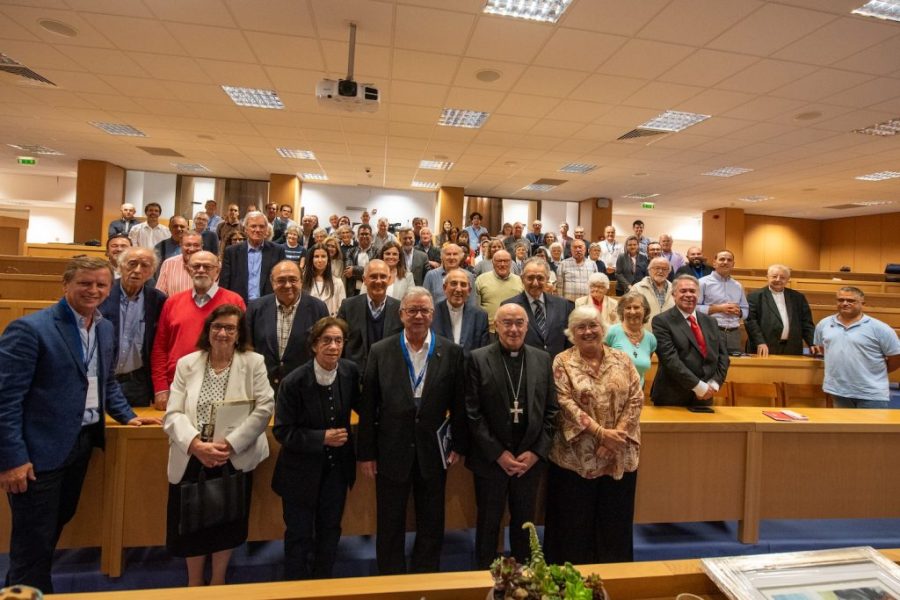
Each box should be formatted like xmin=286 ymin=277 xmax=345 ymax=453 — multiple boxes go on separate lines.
xmin=533 ymin=300 xmax=547 ymax=338
xmin=687 ymin=315 xmax=707 ymax=358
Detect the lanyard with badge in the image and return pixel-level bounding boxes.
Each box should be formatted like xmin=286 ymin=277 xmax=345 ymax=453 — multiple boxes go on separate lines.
xmin=400 ymin=333 xmax=435 ymax=397
xmin=82 ymin=324 xmax=100 ymax=411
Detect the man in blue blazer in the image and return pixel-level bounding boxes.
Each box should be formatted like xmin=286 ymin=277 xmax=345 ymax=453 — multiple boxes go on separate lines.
xmin=219 ymin=211 xmax=286 ymax=303
xmin=501 ymin=258 xmax=574 ymax=359
xmin=432 ymin=269 xmax=489 ymax=354
xmin=98 ymin=246 xmax=167 ymax=407
xmin=0 ymin=257 xmax=158 ymax=592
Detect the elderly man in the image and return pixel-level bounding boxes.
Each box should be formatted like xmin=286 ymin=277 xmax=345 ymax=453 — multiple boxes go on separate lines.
xmin=658 ymin=234 xmax=684 ymax=273
xmin=475 ymin=250 xmax=524 ymax=333
xmin=698 ymin=250 xmax=749 ymax=354
xmin=746 ymin=264 xmax=817 ymax=357
xmin=598 ymin=226 xmax=620 ymax=276
xmin=325 ymin=213 xmax=340 ymax=234
xmin=336 ymin=259 xmax=402 ymax=375
xmin=632 ymin=257 xmax=675 ymax=327
xmin=299 ymin=214 xmax=317 ymax=248
xmin=247 ymin=260 xmax=329 ymax=395
xmin=526 ymin=220 xmax=543 ymax=254
xmin=154 ymin=215 xmax=189 ymax=266
xmin=216 ymin=203 xmax=242 ymax=242
xmin=814 ymin=287 xmax=900 ymax=408
xmin=353 ymin=210 xmax=372 ymax=236
xmin=398 ymin=227 xmax=430 ymax=285
xmin=651 ymin=275 xmax=729 ymax=407
xmin=344 ymin=223 xmax=376 ymax=296
xmin=675 ymin=246 xmax=712 ymax=279
xmin=558 ymin=222 xmax=573 ymax=258
xmin=108 ymin=202 xmax=138 ymax=237
xmin=573 ymin=225 xmax=590 ymax=247
xmin=423 ymin=243 xmax=476 ymax=307
xmin=128 ymin=203 xmax=170 ymax=249
xmin=415 ymin=227 xmax=441 ymax=268
xmin=432 ymin=269 xmax=489 ymax=354
xmin=105 ymin=233 xmax=132 ymax=278
xmin=556 ymin=239 xmax=598 ymax=301
xmin=98 ymin=246 xmax=166 ymax=407
xmin=150 ymin=251 xmax=245 ymax=410
xmin=632 ymin=220 xmax=650 ymax=256
xmin=463 ymin=211 xmax=489 ymax=244
xmin=220 ymin=211 xmax=286 ymax=303
xmin=204 ymin=199 xmax=221 ymax=232
xmin=646 ymin=241 xmax=663 ymax=260
xmin=357 ymin=287 xmax=467 ymax=575
xmin=502 ymin=258 xmax=574 ymax=358
xmin=372 ymin=217 xmax=395 ymax=253
xmin=503 ymin=222 xmax=529 ymax=256
xmin=156 ymin=231 xmax=203 ymax=297
xmin=192 ymin=211 xmax=219 ymax=255
xmin=0 ymin=257 xmax=159 ymax=592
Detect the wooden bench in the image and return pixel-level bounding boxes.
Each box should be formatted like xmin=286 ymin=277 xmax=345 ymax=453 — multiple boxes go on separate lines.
xmin=25 ymin=242 xmax=106 ymax=259
xmin=0 ymin=300 xmax=56 ymax=332
xmin=0 ymin=254 xmax=71 ymax=275
xmin=0 ymin=273 xmax=63 ymax=301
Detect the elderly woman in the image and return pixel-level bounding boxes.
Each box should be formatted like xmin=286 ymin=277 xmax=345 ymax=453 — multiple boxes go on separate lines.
xmin=544 ymin=305 xmax=643 ymax=566
xmin=631 ymin=257 xmax=674 ymax=328
xmin=615 ymin=235 xmax=648 ymax=295
xmin=588 ymin=242 xmax=608 ymax=274
xmin=164 ymin=304 xmax=274 ymax=586
xmin=542 ymin=231 xmax=557 ymax=249
xmin=548 ymin=241 xmax=564 ymax=273
xmin=512 ymin=240 xmax=529 ymax=274
xmin=605 ymin=292 xmax=657 ymax=386
xmin=282 ymin=225 xmax=306 ymax=266
xmin=312 ymin=227 xmax=328 ymax=246
xmin=272 ymin=317 xmax=360 ymax=579
xmin=575 ymin=272 xmax=619 ymax=327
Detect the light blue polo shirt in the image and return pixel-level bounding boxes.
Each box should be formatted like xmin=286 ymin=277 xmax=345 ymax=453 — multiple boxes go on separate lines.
xmin=814 ymin=314 xmax=900 ymax=402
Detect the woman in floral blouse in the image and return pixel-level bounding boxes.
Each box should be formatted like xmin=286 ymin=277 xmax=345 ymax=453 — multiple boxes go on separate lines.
xmin=543 ymin=304 xmax=644 ymax=566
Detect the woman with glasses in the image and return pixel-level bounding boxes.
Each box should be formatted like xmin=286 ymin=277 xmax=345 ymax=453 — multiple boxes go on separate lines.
xmin=164 ymin=304 xmax=274 ymax=586
xmin=272 ymin=317 xmax=359 ymax=579
xmin=543 ymin=305 xmax=643 ymax=566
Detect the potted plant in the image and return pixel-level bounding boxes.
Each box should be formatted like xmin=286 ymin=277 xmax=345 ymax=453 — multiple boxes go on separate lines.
xmin=489 ymin=522 xmax=608 ymax=600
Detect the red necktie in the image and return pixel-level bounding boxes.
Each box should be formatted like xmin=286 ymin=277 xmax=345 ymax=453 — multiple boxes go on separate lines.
xmin=688 ymin=315 xmax=707 ymax=358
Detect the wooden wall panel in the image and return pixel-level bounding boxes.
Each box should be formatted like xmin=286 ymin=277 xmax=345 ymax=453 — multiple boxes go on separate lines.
xmin=818 ymin=213 xmax=899 ymax=272
xmin=703 ymin=208 xmax=745 ymax=264
xmin=743 ymin=215 xmax=820 ymax=270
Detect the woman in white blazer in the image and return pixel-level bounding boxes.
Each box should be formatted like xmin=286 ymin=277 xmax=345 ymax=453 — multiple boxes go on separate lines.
xmin=164 ymin=303 xmax=274 ymax=587
xmin=574 ymin=272 xmax=619 ymax=328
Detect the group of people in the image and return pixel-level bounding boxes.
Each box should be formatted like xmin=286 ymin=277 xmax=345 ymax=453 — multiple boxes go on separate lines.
xmin=1 ymin=205 xmax=898 ymax=592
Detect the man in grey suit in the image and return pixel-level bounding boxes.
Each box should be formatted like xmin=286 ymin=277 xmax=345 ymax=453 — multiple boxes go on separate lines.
xmin=220 ymin=211 xmax=287 ymax=303
xmin=398 ymin=227 xmax=430 ymax=286
xmin=651 ymin=275 xmax=729 ymax=407
xmin=501 ymin=258 xmax=574 ymax=358
xmin=246 ymin=260 xmax=330 ymax=395
xmin=745 ymin=264 xmax=819 ymax=357
xmin=432 ymin=269 xmax=489 ymax=354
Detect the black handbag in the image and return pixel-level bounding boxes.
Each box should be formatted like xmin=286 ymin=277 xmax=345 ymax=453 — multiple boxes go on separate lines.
xmin=178 ymin=464 xmax=247 ymax=536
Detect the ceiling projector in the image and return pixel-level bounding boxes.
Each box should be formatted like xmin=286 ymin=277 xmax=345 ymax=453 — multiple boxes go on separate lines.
xmin=316 ymin=78 xmax=379 ymax=113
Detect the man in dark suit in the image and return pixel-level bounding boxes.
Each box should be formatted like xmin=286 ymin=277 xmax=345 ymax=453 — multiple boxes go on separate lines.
xmin=433 ymin=269 xmax=489 ymax=354
xmin=674 ymin=246 xmax=713 ymax=279
xmin=247 ymin=260 xmax=329 ymax=395
xmin=415 ymin=227 xmax=441 ymax=269
xmin=502 ymin=258 xmax=574 ymax=358
xmin=336 ymin=259 xmax=402 ymax=375
xmin=398 ymin=226 xmax=430 ymax=285
xmin=108 ymin=202 xmax=138 ymax=238
xmin=746 ymin=264 xmax=819 ymax=357
xmin=220 ymin=211 xmax=286 ymax=303
xmin=651 ymin=275 xmax=730 ymax=407
xmin=466 ymin=303 xmax=557 ymax=568
xmin=153 ymin=215 xmax=189 ymax=274
xmin=0 ymin=257 xmax=158 ymax=592
xmin=98 ymin=246 xmax=167 ymax=407
xmin=357 ymin=287 xmax=467 ymax=575
xmin=342 ymin=223 xmax=376 ymax=297
xmin=192 ymin=211 xmax=219 ymax=255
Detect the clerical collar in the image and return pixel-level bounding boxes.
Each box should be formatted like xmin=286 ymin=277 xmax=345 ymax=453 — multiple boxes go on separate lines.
xmin=313 ymin=359 xmax=337 ymax=386
xmin=500 ymin=344 xmax=523 ymax=358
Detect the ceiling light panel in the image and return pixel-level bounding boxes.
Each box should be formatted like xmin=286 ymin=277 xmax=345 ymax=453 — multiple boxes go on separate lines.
xmin=855 ymin=171 xmax=900 ymax=181
xmin=276 ymin=148 xmax=316 ymax=159
xmin=852 ymin=200 xmax=895 ymax=206
xmin=411 ymin=181 xmax=439 ymax=189
xmin=639 ymin=110 xmax=711 ymax=133
xmin=7 ymin=144 xmax=63 ymax=155
xmin=558 ymin=163 xmax=598 ymax=174
xmin=300 ymin=173 xmax=328 ymax=181
xmin=622 ymin=192 xmax=659 ymax=199
xmin=702 ymin=166 xmax=753 ymax=177
xmin=739 ymin=195 xmax=771 ymax=203
xmin=853 ymin=118 xmax=900 ymax=136
xmin=419 ymin=160 xmax=454 ymax=170
xmin=171 ymin=163 xmax=209 ymax=172
xmin=852 ymin=1 xmax=900 ymax=22
xmin=438 ymin=108 xmax=489 ymax=129
xmin=222 ymin=85 xmax=284 ymax=109
xmin=522 ymin=183 xmax=557 ymax=192
xmin=483 ymin=0 xmax=574 ymax=23
xmin=90 ymin=122 xmax=146 ymax=137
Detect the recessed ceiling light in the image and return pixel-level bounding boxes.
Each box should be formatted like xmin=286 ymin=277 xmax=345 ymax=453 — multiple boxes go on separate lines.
xmin=171 ymin=163 xmax=210 ymax=173
xmin=300 ymin=172 xmax=328 ymax=181
xmin=853 ymin=117 xmax=900 ymax=136
xmin=419 ymin=159 xmax=454 ymax=170
xmin=90 ymin=122 xmax=146 ymax=137
xmin=38 ymin=18 xmax=78 ymax=38
xmin=276 ymin=148 xmax=316 ymax=159
xmin=483 ymin=0 xmax=573 ymax=23
xmin=855 ymin=170 xmax=900 ymax=181
xmin=633 ymin=172 xmax=648 ymax=177
xmin=475 ymin=69 xmax=502 ymax=83
xmin=7 ymin=144 xmax=63 ymax=155
xmin=852 ymin=199 xmax=895 ymax=206
xmin=522 ymin=183 xmax=557 ymax=192
xmin=558 ymin=163 xmax=598 ymax=174
xmin=702 ymin=166 xmax=753 ymax=177
xmin=739 ymin=195 xmax=771 ymax=203
xmin=504 ymin=161 xmax=519 ymax=167
xmin=438 ymin=108 xmax=489 ymax=128
xmin=197 ymin=134 xmax=215 ymax=140
xmin=852 ymin=1 xmax=900 ymax=22
xmin=411 ymin=181 xmax=439 ymax=190
xmin=639 ymin=110 xmax=710 ymax=132
xmin=794 ymin=110 xmax=823 ymax=121
xmin=222 ymin=85 xmax=284 ymax=109
xmin=622 ymin=192 xmax=659 ymax=199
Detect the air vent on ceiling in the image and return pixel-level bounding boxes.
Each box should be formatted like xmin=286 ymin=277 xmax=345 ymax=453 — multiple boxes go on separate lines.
xmin=0 ymin=53 xmax=55 ymax=87
xmin=532 ymin=178 xmax=567 ymax=186
xmin=826 ymin=204 xmax=866 ymax=210
xmin=617 ymin=128 xmax=667 ymax=141
xmin=137 ymin=146 xmax=184 ymax=157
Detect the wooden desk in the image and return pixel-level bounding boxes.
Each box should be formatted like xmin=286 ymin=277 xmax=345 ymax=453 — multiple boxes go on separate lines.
xmin=26 ymin=243 xmax=106 ymax=259
xmin=0 ymin=274 xmax=64 ymax=301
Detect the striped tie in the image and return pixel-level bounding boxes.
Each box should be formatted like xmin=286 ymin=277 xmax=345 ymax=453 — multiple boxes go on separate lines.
xmin=533 ymin=300 xmax=547 ymax=338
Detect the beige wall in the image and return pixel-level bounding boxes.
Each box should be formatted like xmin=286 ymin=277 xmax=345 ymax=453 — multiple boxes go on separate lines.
xmin=820 ymin=213 xmax=900 ymax=272
xmin=743 ymin=214 xmax=821 ymax=270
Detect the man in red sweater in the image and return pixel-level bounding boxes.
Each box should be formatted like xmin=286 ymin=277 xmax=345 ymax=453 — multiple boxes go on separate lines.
xmin=151 ymin=251 xmax=245 ymax=410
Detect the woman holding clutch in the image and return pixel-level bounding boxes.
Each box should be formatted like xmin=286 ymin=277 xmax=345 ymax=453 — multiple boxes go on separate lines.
xmin=164 ymin=304 xmax=274 ymax=586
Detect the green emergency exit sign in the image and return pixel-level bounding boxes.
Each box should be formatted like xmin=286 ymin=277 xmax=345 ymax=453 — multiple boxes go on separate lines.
xmin=17 ymin=156 xmax=36 ymax=166
xmin=641 ymin=202 xmax=655 ymax=209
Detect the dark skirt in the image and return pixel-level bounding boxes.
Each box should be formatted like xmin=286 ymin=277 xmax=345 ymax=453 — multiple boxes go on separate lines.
xmin=166 ymin=456 xmax=254 ymax=557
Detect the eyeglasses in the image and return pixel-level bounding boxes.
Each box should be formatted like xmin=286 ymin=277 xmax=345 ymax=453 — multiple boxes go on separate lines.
xmin=191 ymin=263 xmax=217 ymax=272
xmin=273 ymin=277 xmax=300 ymax=286
xmin=318 ymin=336 xmax=345 ymax=346
xmin=402 ymin=307 xmax=433 ymax=316
xmin=210 ymin=323 xmax=238 ymax=334
xmin=497 ymin=319 xmax=527 ymax=329
xmin=124 ymin=260 xmax=154 ymax=269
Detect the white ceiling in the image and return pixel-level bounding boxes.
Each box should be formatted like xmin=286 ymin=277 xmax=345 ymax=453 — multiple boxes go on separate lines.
xmin=1 ymin=0 xmax=900 ymax=219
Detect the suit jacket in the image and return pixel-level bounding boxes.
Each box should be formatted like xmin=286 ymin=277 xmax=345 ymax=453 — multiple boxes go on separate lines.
xmin=674 ymin=263 xmax=713 ymax=279
xmin=344 ymin=245 xmax=376 ymax=294
xmin=220 ymin=240 xmax=287 ymax=303
xmin=163 ymin=350 xmax=274 ymax=483
xmin=650 ymin=307 xmax=729 ymax=407
xmin=415 ymin=242 xmax=441 ymax=265
xmin=336 ymin=294 xmax=402 ymax=374
xmin=271 ymin=359 xmax=360 ymax=501
xmin=246 ymin=293 xmax=330 ymax=392
xmin=98 ymin=282 xmax=167 ymax=397
xmin=200 ymin=230 xmax=218 ymax=255
xmin=465 ymin=343 xmax=558 ymax=479
xmin=357 ymin=333 xmax=467 ymax=482
xmin=432 ymin=299 xmax=489 ymax=354
xmin=108 ymin=218 xmax=137 ymax=238
xmin=615 ymin=253 xmax=649 ymax=295
xmin=501 ymin=292 xmax=574 ymax=358
xmin=0 ymin=300 xmax=136 ymax=472
xmin=403 ymin=248 xmax=430 ymax=286
xmin=745 ymin=287 xmax=815 ymax=355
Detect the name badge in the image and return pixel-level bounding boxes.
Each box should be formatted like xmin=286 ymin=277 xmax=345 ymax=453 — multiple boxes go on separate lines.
xmin=86 ymin=376 xmax=99 ymax=410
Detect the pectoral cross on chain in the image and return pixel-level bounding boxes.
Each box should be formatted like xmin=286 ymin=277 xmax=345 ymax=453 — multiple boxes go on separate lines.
xmin=510 ymin=400 xmax=524 ymax=424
